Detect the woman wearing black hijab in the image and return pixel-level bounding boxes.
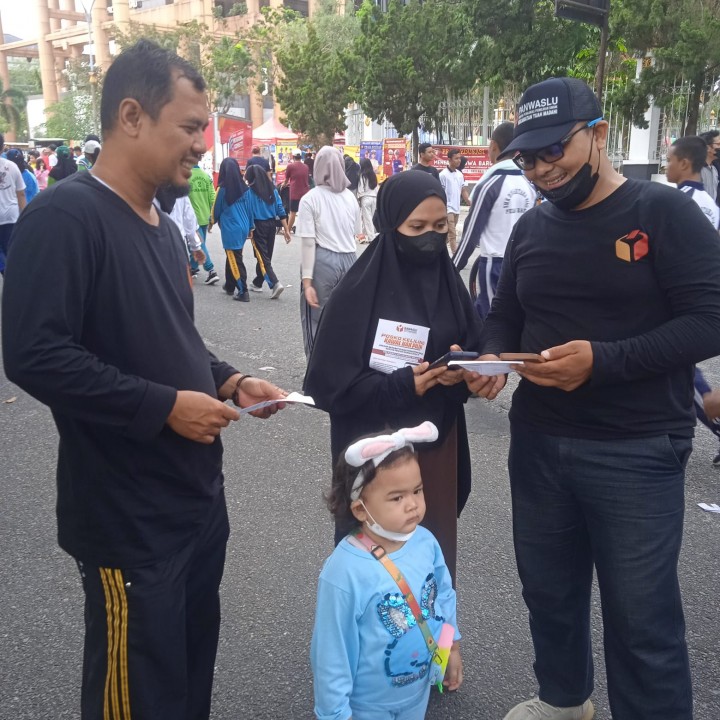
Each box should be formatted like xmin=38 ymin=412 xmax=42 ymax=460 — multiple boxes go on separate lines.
xmin=304 ymin=171 xmax=482 ymax=582
xmin=213 ymin=158 xmax=255 ymax=301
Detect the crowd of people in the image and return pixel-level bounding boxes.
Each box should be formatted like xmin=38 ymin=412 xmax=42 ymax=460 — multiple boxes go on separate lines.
xmin=2 ymin=38 xmax=720 ymax=720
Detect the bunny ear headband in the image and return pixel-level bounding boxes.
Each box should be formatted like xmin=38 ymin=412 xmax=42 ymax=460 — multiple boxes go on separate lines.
xmin=345 ymin=421 xmax=439 ymax=501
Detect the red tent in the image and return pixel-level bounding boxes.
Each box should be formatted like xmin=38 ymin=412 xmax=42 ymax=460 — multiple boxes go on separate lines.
xmin=252 ymin=117 xmax=298 ymax=143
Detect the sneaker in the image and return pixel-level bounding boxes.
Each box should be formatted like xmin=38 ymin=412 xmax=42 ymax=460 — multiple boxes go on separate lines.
xmin=233 ymin=291 xmax=250 ymax=302
xmin=270 ymin=282 xmax=285 ymax=299
xmin=190 ymin=268 xmax=200 ymax=278
xmin=713 ymin=452 xmax=720 ymax=467
xmin=250 ymin=284 xmax=264 ymax=293
xmin=204 ymin=270 xmax=220 ymax=285
xmin=503 ymin=698 xmax=594 ymax=720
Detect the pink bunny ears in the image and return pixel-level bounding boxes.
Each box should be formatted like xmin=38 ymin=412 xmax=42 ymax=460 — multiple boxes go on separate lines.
xmin=346 ymin=421 xmax=439 ymax=500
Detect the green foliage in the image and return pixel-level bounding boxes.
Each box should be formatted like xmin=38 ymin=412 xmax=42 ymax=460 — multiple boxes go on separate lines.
xmin=466 ymin=0 xmax=596 ymax=98
xmin=39 ymin=60 xmax=98 ymax=141
xmin=270 ymin=0 xmax=360 ymax=144
xmin=0 ymin=79 xmax=28 ymax=140
xmin=354 ymin=0 xmax=474 ymax=150
xmin=113 ymin=21 xmax=255 ymax=114
xmin=610 ymin=0 xmax=720 ymax=133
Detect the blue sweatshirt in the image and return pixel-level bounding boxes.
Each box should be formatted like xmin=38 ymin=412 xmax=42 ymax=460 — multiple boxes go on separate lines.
xmin=213 ymin=187 xmax=254 ymax=250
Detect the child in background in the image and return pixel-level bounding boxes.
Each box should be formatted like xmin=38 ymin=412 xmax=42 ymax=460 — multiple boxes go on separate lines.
xmin=311 ymin=421 xmax=463 ymax=720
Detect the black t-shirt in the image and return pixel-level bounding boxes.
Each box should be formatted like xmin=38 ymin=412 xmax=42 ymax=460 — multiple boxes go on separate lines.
xmin=411 ymin=163 xmax=440 ymax=180
xmin=1 ymin=173 xmax=238 ymax=566
xmin=481 ymin=179 xmax=720 ymax=439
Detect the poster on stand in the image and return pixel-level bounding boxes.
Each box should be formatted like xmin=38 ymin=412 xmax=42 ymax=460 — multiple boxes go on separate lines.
xmin=360 ymin=141 xmax=383 ymax=175
xmin=383 ymin=138 xmax=408 ymax=178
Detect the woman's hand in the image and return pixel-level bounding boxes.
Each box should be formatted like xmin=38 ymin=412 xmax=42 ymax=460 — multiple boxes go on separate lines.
xmin=303 ymin=280 xmax=320 ymax=309
xmin=464 ymin=354 xmax=506 ymax=399
xmin=436 ymin=343 xmax=468 ymax=386
xmin=412 ymin=362 xmax=449 ymax=396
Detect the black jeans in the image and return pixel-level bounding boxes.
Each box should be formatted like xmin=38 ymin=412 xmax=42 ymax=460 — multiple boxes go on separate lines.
xmin=508 ymin=422 xmax=693 ymax=719
xmin=76 ymin=491 xmax=230 ymax=720
xmin=251 ymin=218 xmax=279 ymax=289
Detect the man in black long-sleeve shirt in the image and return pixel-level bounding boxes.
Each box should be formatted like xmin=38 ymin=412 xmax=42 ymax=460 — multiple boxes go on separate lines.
xmin=2 ymin=41 xmax=286 ymax=720
xmin=467 ymin=78 xmax=720 ymax=720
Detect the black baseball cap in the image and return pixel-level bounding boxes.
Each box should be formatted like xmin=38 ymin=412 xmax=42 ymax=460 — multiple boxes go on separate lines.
xmin=500 ymin=77 xmax=603 ymax=159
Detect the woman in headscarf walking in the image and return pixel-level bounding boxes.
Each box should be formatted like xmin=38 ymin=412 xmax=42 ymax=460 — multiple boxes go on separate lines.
xmin=298 ymin=146 xmax=360 ymax=357
xmin=47 ymin=145 xmax=77 ymax=187
xmin=244 ymin=164 xmax=291 ymax=299
xmin=212 ymin=158 xmax=255 ymax=302
xmin=304 ymin=170 xmax=482 ymax=583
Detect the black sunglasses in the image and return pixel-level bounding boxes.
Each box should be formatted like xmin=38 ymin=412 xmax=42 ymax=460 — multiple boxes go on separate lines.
xmin=512 ymin=118 xmax=602 ymax=171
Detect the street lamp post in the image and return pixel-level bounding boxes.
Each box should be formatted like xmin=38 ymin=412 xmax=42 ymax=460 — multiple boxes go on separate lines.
xmin=80 ymin=0 xmax=97 ymax=135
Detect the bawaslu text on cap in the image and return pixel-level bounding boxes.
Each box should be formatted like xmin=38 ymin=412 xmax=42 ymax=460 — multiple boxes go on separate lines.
xmin=500 ymin=77 xmax=602 ymax=159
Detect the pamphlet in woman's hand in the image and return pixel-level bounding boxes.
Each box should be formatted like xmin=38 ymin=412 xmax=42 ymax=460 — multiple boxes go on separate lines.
xmin=239 ymin=392 xmax=315 ymax=415
xmin=447 ymin=360 xmax=518 ymax=375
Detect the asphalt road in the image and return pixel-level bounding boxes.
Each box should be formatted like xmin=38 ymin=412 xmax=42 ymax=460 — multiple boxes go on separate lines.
xmin=1 ymin=223 xmax=719 ymax=720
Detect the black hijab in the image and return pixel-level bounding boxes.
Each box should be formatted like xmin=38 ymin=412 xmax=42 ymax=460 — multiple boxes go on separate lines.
xmin=304 ymin=171 xmax=482 ymax=510
xmin=344 ymin=154 xmax=360 ymax=191
xmin=245 ymin=163 xmax=275 ymax=204
xmin=49 ymin=146 xmax=78 ymax=183
xmin=218 ymin=157 xmax=248 ymax=205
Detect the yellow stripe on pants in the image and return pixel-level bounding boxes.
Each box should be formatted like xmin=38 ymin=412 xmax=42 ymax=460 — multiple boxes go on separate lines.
xmin=226 ymin=249 xmax=241 ymax=282
xmin=100 ymin=568 xmax=132 ymax=720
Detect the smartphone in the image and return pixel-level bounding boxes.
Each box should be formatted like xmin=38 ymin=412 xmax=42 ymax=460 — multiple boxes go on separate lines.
xmin=499 ymin=352 xmax=546 ymax=363
xmin=428 ymin=351 xmax=479 ymax=370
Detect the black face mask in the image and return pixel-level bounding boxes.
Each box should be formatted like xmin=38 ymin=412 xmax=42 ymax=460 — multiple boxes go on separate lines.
xmin=539 ymin=130 xmax=599 ymax=211
xmin=395 ymin=230 xmax=448 ymax=265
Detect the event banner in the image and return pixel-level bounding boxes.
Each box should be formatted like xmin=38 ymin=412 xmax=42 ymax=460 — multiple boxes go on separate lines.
xmin=343 ymin=145 xmax=361 ymax=163
xmin=273 ymin=144 xmax=296 ymax=184
xmin=383 ymin=138 xmax=408 ymax=178
xmin=360 ymin=141 xmax=383 ymax=176
xmin=432 ymin=145 xmax=492 ymax=183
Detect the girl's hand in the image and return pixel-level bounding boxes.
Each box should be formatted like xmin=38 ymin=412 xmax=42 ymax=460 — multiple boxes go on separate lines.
xmin=412 ymin=362 xmax=447 ymax=396
xmin=443 ymin=644 xmax=463 ymax=692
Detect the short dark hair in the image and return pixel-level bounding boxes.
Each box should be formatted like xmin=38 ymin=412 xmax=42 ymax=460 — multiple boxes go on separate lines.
xmin=418 ymin=142 xmax=433 ymax=154
xmin=699 ymin=129 xmax=720 ymax=146
xmin=672 ymin=136 xmax=708 ymax=173
xmin=101 ymin=39 xmax=206 ymax=135
xmin=447 ymin=148 xmax=461 ymax=160
xmin=491 ymin=122 xmax=515 ymax=153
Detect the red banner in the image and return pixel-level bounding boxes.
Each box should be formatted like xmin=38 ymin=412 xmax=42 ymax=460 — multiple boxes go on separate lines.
xmin=432 ymin=145 xmax=492 ymax=183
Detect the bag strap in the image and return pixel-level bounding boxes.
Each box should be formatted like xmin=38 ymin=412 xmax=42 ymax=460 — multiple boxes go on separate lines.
xmin=351 ymin=531 xmax=437 ymax=654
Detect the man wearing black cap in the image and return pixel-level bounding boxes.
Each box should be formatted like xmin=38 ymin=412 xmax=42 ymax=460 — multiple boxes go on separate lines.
xmin=468 ymin=77 xmax=720 ymax=720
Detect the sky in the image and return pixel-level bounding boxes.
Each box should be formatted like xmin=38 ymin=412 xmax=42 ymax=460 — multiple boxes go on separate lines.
xmin=0 ymin=1 xmax=40 ymax=40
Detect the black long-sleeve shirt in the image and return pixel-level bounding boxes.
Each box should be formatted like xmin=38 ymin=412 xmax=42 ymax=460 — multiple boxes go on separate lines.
xmin=481 ymin=178 xmax=720 ymax=439
xmin=2 ymin=173 xmax=238 ymax=566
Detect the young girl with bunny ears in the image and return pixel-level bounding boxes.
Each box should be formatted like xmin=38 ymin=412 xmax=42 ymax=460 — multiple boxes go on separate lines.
xmin=310 ymin=422 xmax=463 ymax=720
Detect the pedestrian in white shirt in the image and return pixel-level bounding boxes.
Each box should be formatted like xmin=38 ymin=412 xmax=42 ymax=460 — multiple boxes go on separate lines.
xmin=439 ymin=149 xmax=470 ymax=253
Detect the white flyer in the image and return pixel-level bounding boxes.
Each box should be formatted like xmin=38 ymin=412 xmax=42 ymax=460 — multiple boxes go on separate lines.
xmin=239 ymin=392 xmax=315 ymax=415
xmin=369 ymin=319 xmax=430 ymax=375
xmin=448 ymin=360 xmax=519 ymax=375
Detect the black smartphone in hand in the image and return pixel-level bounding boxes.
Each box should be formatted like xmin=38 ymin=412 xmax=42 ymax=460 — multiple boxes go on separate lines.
xmin=428 ymin=351 xmax=480 ymax=370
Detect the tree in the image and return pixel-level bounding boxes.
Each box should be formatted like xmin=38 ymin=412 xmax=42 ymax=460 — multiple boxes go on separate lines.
xmin=113 ymin=21 xmax=255 ymax=114
xmin=38 ymin=59 xmax=97 ymax=141
xmin=354 ymin=0 xmax=475 ymax=156
xmin=465 ymin=0 xmax=597 ymax=105
xmin=272 ymin=0 xmax=360 ymax=145
xmin=610 ymin=0 xmax=720 ymax=135
xmin=0 ymin=80 xmax=28 ymax=140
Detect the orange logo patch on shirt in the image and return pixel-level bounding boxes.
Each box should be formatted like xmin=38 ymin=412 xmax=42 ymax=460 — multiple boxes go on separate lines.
xmin=615 ymin=229 xmax=649 ymax=262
